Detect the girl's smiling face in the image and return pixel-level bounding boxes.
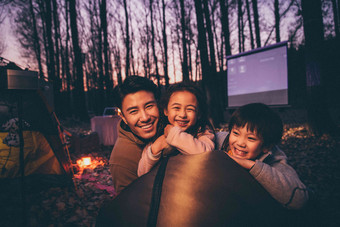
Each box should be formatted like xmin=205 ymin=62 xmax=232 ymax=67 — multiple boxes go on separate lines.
xmin=164 ymin=91 xmax=198 ymax=132
xmin=228 ymin=124 xmax=267 ymax=160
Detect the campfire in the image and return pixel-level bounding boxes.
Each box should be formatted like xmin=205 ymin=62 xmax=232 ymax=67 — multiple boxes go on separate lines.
xmin=69 ymin=153 xmax=116 ymax=198
xmin=74 ymin=156 xmax=106 ymax=177
xmin=81 ymin=157 xmax=91 ymax=166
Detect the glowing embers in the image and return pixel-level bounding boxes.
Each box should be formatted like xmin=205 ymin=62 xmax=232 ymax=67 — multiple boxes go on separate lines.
xmin=75 ymin=156 xmax=105 ymax=177
xmin=82 ymin=157 xmax=91 ymax=166
xmin=76 ymin=157 xmax=92 ymax=168
xmin=72 ymin=155 xmax=116 ymax=196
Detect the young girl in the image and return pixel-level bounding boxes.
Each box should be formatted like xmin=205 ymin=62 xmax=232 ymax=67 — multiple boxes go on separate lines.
xmin=222 ymin=103 xmax=309 ymax=209
xmin=137 ymin=83 xmax=215 ymax=176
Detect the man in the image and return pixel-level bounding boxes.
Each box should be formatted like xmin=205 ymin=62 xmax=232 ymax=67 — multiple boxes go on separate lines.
xmin=109 ymin=76 xmax=160 ymax=194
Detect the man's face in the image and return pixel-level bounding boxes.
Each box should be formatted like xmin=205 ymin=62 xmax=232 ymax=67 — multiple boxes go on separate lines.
xmin=120 ymin=90 xmax=159 ymax=140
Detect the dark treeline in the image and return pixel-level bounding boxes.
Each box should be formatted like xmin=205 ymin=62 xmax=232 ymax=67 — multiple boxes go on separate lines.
xmin=0 ymin=0 xmax=339 ymax=135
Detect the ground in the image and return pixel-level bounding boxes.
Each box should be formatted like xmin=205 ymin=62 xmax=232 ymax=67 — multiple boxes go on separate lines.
xmin=1 ymin=109 xmax=340 ymax=227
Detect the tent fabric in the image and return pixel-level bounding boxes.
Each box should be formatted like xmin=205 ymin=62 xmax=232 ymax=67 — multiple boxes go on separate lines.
xmin=0 ymin=89 xmax=73 ymax=184
xmin=0 ymin=131 xmax=63 ymax=178
xmin=96 ymin=151 xmax=293 ymax=227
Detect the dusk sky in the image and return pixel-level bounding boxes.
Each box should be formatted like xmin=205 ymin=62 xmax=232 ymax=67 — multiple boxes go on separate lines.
xmin=1 ymin=17 xmax=25 ymax=67
xmin=0 ymin=1 xmax=307 ymax=83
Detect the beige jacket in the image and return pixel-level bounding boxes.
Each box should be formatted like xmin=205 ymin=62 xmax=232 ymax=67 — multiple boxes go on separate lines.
xmin=109 ymin=120 xmax=147 ymax=194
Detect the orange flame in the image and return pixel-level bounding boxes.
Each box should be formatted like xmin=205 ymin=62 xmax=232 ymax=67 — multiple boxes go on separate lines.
xmin=75 ymin=157 xmax=105 ymax=177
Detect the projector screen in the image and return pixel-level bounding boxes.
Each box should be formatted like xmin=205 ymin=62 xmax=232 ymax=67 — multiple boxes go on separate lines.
xmin=227 ymin=42 xmax=288 ymax=108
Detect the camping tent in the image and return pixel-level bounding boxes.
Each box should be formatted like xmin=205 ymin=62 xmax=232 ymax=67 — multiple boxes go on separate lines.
xmin=0 ymin=88 xmax=73 ymax=188
xmin=96 ymin=151 xmax=292 ymax=226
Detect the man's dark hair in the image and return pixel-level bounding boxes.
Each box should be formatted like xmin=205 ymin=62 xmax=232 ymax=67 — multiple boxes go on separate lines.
xmin=228 ymin=103 xmax=283 ymax=149
xmin=115 ymin=76 xmax=159 ymax=109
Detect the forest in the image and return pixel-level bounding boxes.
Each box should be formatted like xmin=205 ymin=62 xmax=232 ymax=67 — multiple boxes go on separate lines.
xmin=0 ymin=0 xmax=339 ymax=134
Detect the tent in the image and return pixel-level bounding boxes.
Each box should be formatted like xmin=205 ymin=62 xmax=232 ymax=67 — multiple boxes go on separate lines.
xmin=96 ymin=151 xmax=314 ymax=226
xmin=96 ymin=152 xmax=285 ymax=226
xmin=0 ymin=88 xmax=73 ymax=189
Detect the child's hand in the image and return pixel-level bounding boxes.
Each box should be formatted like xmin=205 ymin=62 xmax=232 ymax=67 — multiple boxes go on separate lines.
xmin=164 ymin=124 xmax=174 ymax=138
xmin=227 ymin=153 xmax=255 ymax=170
xmin=151 ymin=135 xmax=169 ymax=155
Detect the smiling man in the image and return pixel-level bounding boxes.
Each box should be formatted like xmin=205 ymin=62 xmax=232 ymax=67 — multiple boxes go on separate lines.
xmin=109 ymin=76 xmax=160 ymax=194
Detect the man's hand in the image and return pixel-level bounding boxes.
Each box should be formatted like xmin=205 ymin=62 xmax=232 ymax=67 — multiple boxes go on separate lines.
xmin=227 ymin=154 xmax=255 ymax=170
xmin=164 ymin=124 xmax=174 ymax=138
xmin=151 ymin=135 xmax=169 ymax=155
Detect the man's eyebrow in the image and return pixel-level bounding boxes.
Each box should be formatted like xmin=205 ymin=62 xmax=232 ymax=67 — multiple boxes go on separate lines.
xmin=145 ymin=100 xmax=157 ymax=106
xmin=126 ymin=106 xmax=138 ymax=112
xmin=126 ymin=100 xmax=156 ymax=112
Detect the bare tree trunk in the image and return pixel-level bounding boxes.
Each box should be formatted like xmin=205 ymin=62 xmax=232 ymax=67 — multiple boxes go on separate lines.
xmin=264 ymin=0 xmax=295 ymax=46
xmin=144 ymin=13 xmax=151 ymax=79
xmin=194 ymin=0 xmax=209 ymax=79
xmin=203 ymin=0 xmax=217 ymax=72
xmin=69 ymin=0 xmax=88 ymax=120
xmin=123 ymin=0 xmax=130 ymax=77
xmin=130 ymin=29 xmax=136 ymax=76
xmin=209 ymin=2 xmax=221 ymax=71
xmin=52 ymin=0 xmax=63 ymax=115
xmin=219 ymin=0 xmax=231 ymax=56
xmin=45 ymin=0 xmax=55 ymax=82
xmin=218 ymin=0 xmax=230 ymax=107
xmin=29 ymin=0 xmax=44 ymax=78
xmin=162 ymin=0 xmax=169 ymax=87
xmin=338 ymin=0 xmax=340 ymax=33
xmin=38 ymin=1 xmax=47 ymax=71
xmin=150 ymin=0 xmax=161 ymax=86
xmin=86 ymin=0 xmax=98 ymax=114
xmin=332 ymin=0 xmax=339 ymax=37
xmin=45 ymin=0 xmax=60 ymax=113
xmin=187 ymin=7 xmax=195 ymax=80
xmin=38 ymin=0 xmax=49 ymax=67
xmin=237 ymin=0 xmax=244 ymax=52
xmin=52 ymin=0 xmax=60 ymax=83
xmin=194 ymin=0 xmax=223 ymax=126
xmin=114 ymin=47 xmax=123 ymax=85
xmin=100 ymin=0 xmax=112 ymax=101
xmin=87 ymin=0 xmax=97 ymax=72
xmin=179 ymin=0 xmax=189 ymax=82
xmin=188 ymin=35 xmax=193 ymax=80
xmin=195 ymin=44 xmax=200 ymax=81
xmin=252 ymin=0 xmax=261 ymax=48
xmin=301 ymin=0 xmax=337 ymax=135
xmin=94 ymin=0 xmax=105 ymax=114
xmin=60 ymin=22 xmax=66 ymax=96
xmin=65 ymin=0 xmax=72 ymax=116
xmin=274 ymin=0 xmax=281 ymax=43
xmin=245 ymin=0 xmax=255 ymax=49
xmin=175 ymin=10 xmax=183 ymax=69
xmin=204 ymin=0 xmax=224 ymax=124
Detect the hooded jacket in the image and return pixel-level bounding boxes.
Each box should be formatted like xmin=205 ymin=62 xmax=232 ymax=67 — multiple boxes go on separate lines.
xmin=249 ymin=145 xmax=309 ymax=209
xmin=109 ymin=120 xmax=148 ymax=194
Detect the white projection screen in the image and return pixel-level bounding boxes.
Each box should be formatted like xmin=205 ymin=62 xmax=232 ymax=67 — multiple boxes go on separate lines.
xmin=227 ymin=41 xmax=289 ymax=108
